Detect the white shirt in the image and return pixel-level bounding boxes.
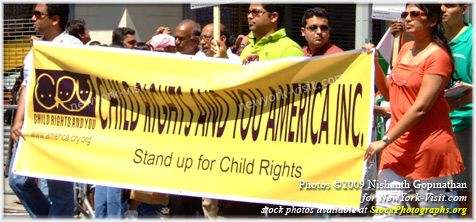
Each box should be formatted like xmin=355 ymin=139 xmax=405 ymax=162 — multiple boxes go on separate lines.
xmin=194 ymin=49 xmax=205 ymax=57
xmin=176 ymin=48 xmax=205 ymax=57
xmin=22 ymin=30 xmax=83 ymax=86
xmin=226 ymin=48 xmax=241 ymax=61
xmin=183 ymin=48 xmax=239 ymax=61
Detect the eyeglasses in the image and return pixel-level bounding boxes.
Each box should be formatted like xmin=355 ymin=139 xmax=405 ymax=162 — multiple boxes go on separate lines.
xmin=305 ymin=25 xmax=329 ymax=32
xmin=199 ymin=35 xmax=213 ymax=42
xmin=33 ymin=10 xmax=49 ymax=19
xmin=247 ymin=9 xmax=268 ymax=17
xmin=400 ymin=11 xmax=426 ymax=19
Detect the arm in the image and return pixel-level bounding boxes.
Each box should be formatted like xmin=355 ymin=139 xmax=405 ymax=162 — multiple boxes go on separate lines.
xmin=390 ymin=20 xmax=404 ymax=37
xmin=362 ymin=43 xmax=390 ymax=100
xmin=155 ymin=27 xmax=171 ymax=35
xmin=11 ymin=86 xmax=26 ymax=143
xmin=374 ymin=55 xmax=390 ymax=100
xmin=233 ymin=35 xmax=245 ymax=53
xmin=209 ymin=39 xmax=229 ymax=59
xmin=242 ymin=54 xmax=259 ymax=65
xmin=446 ymin=88 xmax=472 ymax=111
xmin=146 ymin=27 xmax=172 ymax=45
xmin=30 ymin=35 xmax=41 ymax=46
xmin=373 ymin=105 xmax=391 ymax=118
xmin=365 ymin=74 xmax=447 ymax=160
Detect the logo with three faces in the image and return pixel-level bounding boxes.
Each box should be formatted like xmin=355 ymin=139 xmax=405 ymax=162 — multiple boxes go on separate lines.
xmin=33 ymin=69 xmax=96 ymax=117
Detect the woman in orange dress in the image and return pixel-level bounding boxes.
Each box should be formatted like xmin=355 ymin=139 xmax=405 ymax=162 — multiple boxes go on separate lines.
xmin=363 ymin=4 xmax=464 ymax=218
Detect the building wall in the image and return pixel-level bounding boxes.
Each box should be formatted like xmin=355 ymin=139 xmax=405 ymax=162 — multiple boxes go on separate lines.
xmin=73 ymin=4 xmax=183 ymax=45
xmin=3 ymin=4 xmax=35 ymax=104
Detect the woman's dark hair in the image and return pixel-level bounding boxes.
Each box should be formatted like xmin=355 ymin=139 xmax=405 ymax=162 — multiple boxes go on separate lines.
xmin=412 ymin=4 xmax=458 ymax=87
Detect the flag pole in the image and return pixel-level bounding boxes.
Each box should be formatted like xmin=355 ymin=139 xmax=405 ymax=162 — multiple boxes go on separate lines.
xmin=213 ymin=6 xmax=221 ymax=57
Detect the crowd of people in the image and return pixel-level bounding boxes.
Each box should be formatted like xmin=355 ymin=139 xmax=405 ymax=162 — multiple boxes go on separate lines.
xmin=6 ymin=2 xmax=472 ymax=219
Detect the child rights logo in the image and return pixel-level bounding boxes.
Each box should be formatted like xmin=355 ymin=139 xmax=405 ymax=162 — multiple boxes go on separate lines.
xmin=33 ymin=69 xmax=96 ymax=117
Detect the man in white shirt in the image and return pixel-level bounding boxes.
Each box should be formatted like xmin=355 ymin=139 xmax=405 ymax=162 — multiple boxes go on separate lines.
xmin=66 ymin=18 xmax=92 ymax=45
xmin=200 ymin=23 xmax=240 ymax=60
xmin=9 ymin=3 xmax=82 ymax=218
xmin=174 ymin=19 xmax=204 ymax=56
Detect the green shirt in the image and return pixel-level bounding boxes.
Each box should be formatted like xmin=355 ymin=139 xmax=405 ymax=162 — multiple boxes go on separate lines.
xmin=449 ymin=23 xmax=473 ymax=132
xmin=240 ymin=28 xmax=304 ymax=61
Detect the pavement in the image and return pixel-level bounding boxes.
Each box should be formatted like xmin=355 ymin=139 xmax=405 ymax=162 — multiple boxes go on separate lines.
xmin=3 ymin=177 xmax=29 ymax=219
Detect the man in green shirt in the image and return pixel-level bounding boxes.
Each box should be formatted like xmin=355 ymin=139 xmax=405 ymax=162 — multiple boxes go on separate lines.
xmin=442 ymin=3 xmax=473 ymax=218
xmin=236 ymin=4 xmax=304 ymax=217
xmin=443 ymin=4 xmax=472 ymax=130
xmin=241 ymin=3 xmax=304 ymax=64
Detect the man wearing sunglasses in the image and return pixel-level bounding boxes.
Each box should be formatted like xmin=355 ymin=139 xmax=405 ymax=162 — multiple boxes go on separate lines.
xmin=301 ymin=7 xmax=343 ymax=57
xmin=9 ymin=3 xmax=82 ymax=219
xmin=241 ymin=3 xmax=303 ymax=64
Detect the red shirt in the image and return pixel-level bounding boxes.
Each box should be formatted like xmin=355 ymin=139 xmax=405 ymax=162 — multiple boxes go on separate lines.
xmin=379 ymin=41 xmax=464 ymax=180
xmin=302 ymin=41 xmax=343 ymax=56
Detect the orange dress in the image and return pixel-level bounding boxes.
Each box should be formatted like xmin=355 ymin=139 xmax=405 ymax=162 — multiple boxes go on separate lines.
xmin=379 ymin=41 xmax=465 ymax=180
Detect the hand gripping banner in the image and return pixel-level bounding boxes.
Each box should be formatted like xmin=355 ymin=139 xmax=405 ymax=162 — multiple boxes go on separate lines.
xmin=13 ymin=41 xmax=374 ymax=209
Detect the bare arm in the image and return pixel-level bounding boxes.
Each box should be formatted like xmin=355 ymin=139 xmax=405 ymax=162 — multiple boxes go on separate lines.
xmin=373 ymin=105 xmax=391 ymax=118
xmin=365 ymin=74 xmax=447 ymax=160
xmin=446 ymin=88 xmax=472 ymax=111
xmin=11 ymin=86 xmax=26 ymax=143
xmin=374 ymin=56 xmax=390 ymax=101
xmin=242 ymin=54 xmax=259 ymax=65
xmin=390 ymin=20 xmax=404 ymax=37
xmin=146 ymin=27 xmax=172 ymax=46
xmin=209 ymin=39 xmax=229 ymax=59
xmin=363 ymin=43 xmax=390 ymax=100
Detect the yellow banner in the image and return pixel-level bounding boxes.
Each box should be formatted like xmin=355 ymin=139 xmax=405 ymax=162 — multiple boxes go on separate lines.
xmin=13 ymin=41 xmax=374 ymax=208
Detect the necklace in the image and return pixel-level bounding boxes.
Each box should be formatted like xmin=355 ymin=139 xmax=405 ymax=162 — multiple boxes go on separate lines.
xmin=409 ymin=46 xmax=419 ymax=61
xmin=409 ymin=43 xmax=434 ymax=62
xmin=391 ymin=72 xmax=407 ymax=86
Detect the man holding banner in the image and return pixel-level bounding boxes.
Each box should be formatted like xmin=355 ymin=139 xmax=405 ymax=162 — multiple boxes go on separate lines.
xmin=9 ymin=3 xmax=82 ymax=218
xmin=241 ymin=3 xmax=303 ymax=64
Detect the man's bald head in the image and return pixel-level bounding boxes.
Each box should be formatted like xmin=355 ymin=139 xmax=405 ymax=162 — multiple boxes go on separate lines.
xmin=174 ymin=20 xmax=201 ymax=55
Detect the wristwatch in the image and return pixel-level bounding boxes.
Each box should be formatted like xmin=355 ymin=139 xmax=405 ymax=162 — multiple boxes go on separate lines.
xmin=382 ymin=135 xmax=392 ymax=145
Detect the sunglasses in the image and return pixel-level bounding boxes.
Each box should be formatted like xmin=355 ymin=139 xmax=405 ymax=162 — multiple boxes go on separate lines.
xmin=33 ymin=10 xmax=49 ymax=19
xmin=305 ymin=25 xmax=329 ymax=32
xmin=400 ymin=11 xmax=426 ymax=19
xmin=247 ymin=9 xmax=268 ymax=17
